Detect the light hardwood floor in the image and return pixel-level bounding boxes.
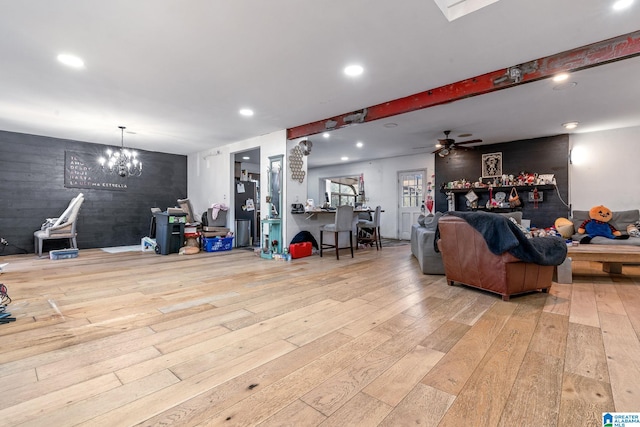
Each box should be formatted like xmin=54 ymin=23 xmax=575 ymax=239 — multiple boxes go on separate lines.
xmin=0 ymin=244 xmax=639 ymax=426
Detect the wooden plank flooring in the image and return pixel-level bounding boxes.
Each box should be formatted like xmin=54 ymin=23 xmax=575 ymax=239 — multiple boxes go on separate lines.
xmin=0 ymin=245 xmax=639 ymax=426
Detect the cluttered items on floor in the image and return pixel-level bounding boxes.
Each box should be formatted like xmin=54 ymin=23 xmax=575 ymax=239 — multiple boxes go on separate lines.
xmin=0 ymin=284 xmax=16 ymax=325
xmin=49 ymin=248 xmax=79 ymax=260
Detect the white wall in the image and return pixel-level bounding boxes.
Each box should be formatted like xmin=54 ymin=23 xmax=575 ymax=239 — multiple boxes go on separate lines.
xmin=570 ymin=125 xmax=640 ymax=212
xmin=307 ymin=153 xmax=434 ymax=239
xmin=187 ymin=130 xmax=287 ymax=236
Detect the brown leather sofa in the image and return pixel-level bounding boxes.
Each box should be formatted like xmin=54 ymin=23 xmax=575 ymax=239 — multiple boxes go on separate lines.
xmin=437 ymin=215 xmax=555 ymax=301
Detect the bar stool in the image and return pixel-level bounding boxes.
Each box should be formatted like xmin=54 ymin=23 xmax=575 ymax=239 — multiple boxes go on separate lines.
xmin=320 ymin=205 xmax=354 ymax=260
xmin=357 ymin=205 xmax=382 ymax=250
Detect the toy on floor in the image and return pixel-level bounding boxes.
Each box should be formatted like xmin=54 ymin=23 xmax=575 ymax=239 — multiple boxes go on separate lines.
xmin=554 ymin=217 xmax=574 ymax=239
xmin=0 ymin=284 xmax=16 ymax=325
xmin=578 ymin=205 xmax=629 ymax=243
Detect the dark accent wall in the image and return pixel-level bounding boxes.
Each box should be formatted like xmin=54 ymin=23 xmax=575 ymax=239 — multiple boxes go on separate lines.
xmin=435 ymin=135 xmax=569 ymax=228
xmin=0 ymin=130 xmax=187 ymax=255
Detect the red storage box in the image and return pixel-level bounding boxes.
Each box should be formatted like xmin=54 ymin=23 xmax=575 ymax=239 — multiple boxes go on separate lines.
xmin=290 ymin=241 xmax=312 ymax=259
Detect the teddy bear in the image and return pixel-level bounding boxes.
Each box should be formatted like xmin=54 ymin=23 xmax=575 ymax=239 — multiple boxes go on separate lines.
xmin=578 ymin=205 xmax=629 ymax=243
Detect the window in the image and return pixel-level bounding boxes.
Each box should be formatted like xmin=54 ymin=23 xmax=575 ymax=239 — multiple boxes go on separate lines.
xmin=401 ymin=173 xmax=423 ymax=207
xmin=330 ymin=182 xmax=356 ymax=206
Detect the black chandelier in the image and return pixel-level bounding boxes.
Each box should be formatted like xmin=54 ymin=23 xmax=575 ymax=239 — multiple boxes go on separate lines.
xmin=98 ymin=126 xmax=142 ymax=177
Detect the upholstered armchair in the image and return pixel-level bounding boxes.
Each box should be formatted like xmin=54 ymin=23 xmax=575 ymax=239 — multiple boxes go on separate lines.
xmin=437 ymin=211 xmax=567 ymax=301
xmin=34 ymin=193 xmax=84 ymax=257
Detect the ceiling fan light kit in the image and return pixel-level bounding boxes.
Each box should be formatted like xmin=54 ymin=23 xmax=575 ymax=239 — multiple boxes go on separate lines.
xmin=432 ymin=130 xmax=483 ymax=157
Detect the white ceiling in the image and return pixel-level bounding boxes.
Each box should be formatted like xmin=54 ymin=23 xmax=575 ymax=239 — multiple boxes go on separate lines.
xmin=1 ymin=1 xmax=639 ymax=168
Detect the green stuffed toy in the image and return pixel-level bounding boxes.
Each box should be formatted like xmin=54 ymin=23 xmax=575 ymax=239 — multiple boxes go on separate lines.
xmin=578 ymin=205 xmax=629 ymax=243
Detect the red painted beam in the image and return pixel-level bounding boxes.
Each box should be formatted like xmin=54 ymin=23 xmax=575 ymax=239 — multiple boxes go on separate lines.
xmin=287 ymin=30 xmax=640 ymax=140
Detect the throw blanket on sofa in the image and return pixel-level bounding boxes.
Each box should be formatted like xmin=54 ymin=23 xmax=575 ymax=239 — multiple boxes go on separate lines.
xmin=446 ymin=211 xmax=568 ymax=266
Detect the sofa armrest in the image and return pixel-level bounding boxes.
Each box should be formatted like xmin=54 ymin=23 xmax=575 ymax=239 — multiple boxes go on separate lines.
xmin=411 ymin=224 xmax=445 ymax=275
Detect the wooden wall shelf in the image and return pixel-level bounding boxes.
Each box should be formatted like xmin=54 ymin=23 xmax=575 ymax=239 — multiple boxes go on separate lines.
xmin=440 ymin=185 xmax=555 ymax=194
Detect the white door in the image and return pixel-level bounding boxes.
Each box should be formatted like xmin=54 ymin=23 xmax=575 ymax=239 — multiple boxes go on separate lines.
xmin=398 ymin=170 xmax=425 ymax=240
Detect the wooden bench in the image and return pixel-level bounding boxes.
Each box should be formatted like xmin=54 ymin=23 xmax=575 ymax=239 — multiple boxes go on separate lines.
xmin=555 ymin=244 xmax=640 ymax=283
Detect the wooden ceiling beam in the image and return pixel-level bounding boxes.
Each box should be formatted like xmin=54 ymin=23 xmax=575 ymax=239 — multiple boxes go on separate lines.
xmin=287 ymin=30 xmax=640 ymax=140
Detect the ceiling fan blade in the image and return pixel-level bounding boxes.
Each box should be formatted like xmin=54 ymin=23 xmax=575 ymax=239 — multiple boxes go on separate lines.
xmin=431 ymin=147 xmax=444 ymax=154
xmin=455 ymin=139 xmax=483 ymax=145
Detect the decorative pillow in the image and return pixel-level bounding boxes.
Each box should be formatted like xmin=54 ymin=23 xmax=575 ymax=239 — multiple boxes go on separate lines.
xmin=509 ymin=217 xmax=532 ymax=238
xmin=555 ymin=217 xmax=574 ymax=239
xmin=41 ymin=218 xmax=57 ymax=230
xmin=421 ymin=212 xmax=443 ymax=231
xmin=497 ymin=211 xmax=522 ymax=225
xmin=417 ymin=214 xmax=426 ymax=226
xmin=627 ymin=223 xmax=640 ymax=237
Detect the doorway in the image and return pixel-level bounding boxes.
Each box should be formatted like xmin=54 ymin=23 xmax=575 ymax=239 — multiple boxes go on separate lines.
xmin=233 ymin=148 xmax=261 ymax=247
xmin=398 ymin=170 xmax=425 ymax=240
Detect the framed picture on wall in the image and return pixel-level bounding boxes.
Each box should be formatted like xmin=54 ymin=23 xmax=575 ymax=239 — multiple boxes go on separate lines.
xmin=482 ymin=152 xmax=503 ymax=178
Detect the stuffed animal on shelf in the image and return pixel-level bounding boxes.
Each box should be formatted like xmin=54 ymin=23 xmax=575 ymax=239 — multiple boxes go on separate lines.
xmin=578 ymin=205 xmax=629 ymax=243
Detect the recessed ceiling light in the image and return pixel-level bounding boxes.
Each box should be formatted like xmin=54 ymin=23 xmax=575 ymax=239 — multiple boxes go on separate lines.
xmin=613 ymin=0 xmax=633 ymax=10
xmin=322 ymin=132 xmax=330 ymax=138
xmin=344 ymin=65 xmax=364 ymax=77
xmin=553 ymin=73 xmax=570 ymax=82
xmin=356 ymin=142 xmax=364 ymax=148
xmin=341 ymin=156 xmax=349 ymax=161
xmin=242 ymin=156 xmax=250 ymax=160
xmin=383 ymin=122 xmax=398 ymax=128
xmin=239 ymin=108 xmax=254 ymax=116
xmin=553 ymin=81 xmax=578 ymax=91
xmin=57 ymin=53 xmax=84 ymax=68
xmin=562 ymin=121 xmax=579 ymax=129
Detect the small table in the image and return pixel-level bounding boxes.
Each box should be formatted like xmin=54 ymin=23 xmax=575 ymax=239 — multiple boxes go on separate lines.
xmin=556 ymin=244 xmax=640 ymax=283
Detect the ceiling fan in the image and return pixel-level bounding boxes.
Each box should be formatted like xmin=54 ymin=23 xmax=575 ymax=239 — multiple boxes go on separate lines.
xmin=432 ymin=130 xmax=482 ymax=157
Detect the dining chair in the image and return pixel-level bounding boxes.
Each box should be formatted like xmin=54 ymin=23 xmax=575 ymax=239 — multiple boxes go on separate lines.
xmin=320 ymin=205 xmax=354 ymax=260
xmin=357 ymin=205 xmax=382 ymax=250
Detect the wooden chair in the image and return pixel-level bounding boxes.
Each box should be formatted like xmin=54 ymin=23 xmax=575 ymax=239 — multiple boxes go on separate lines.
xmin=320 ymin=205 xmax=354 ymax=260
